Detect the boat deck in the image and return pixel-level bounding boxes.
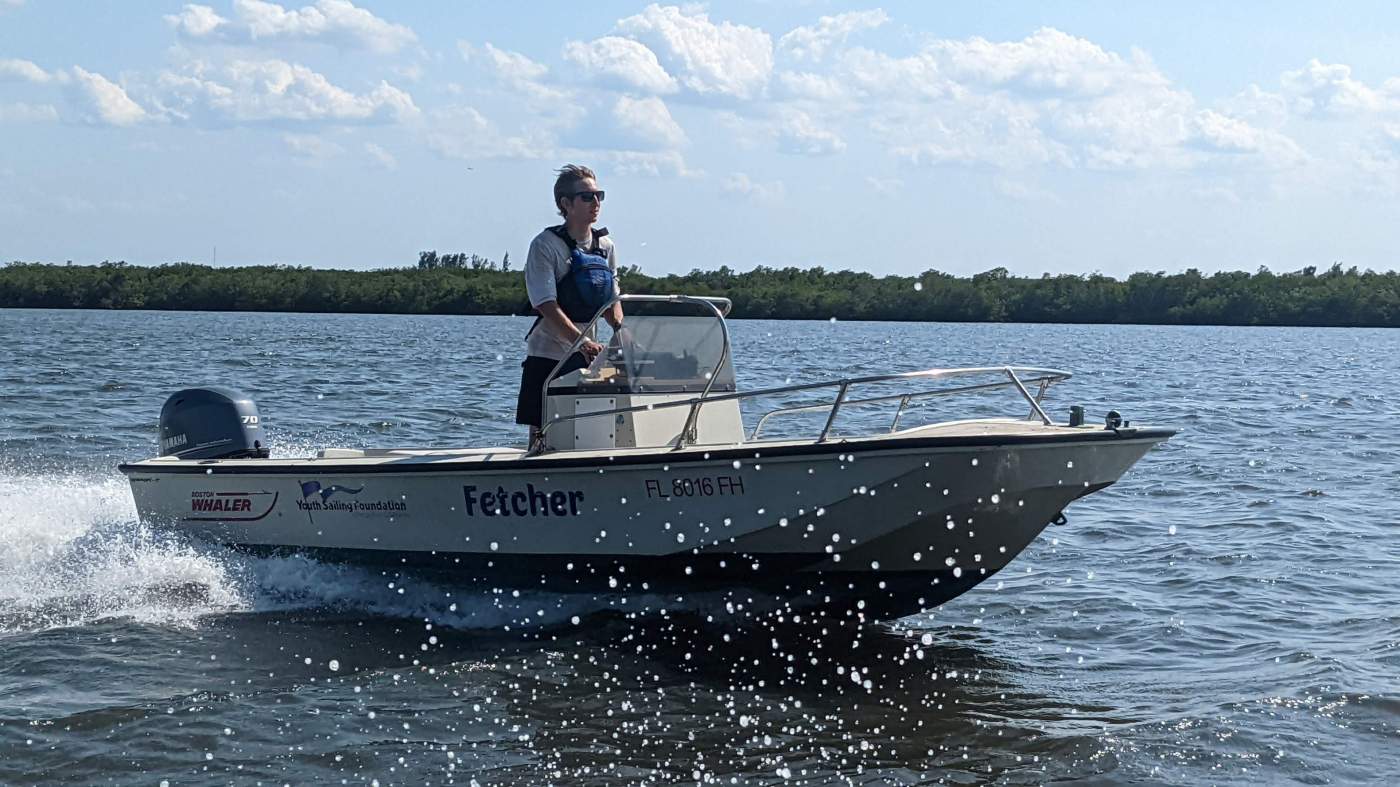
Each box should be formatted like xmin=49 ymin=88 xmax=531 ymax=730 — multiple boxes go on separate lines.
xmin=120 ymin=419 xmax=1166 ymax=473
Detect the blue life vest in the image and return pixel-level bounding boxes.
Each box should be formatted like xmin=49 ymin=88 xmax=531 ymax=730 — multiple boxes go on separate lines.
xmin=549 ymin=225 xmax=615 ymax=322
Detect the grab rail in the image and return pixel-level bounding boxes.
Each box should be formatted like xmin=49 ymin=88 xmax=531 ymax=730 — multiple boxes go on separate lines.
xmin=750 ymin=369 xmax=1068 ymax=439
xmin=539 ymin=362 xmax=1070 ymax=450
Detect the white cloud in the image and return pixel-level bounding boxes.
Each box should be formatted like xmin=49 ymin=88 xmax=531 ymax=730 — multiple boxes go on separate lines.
xmin=1048 ymin=86 xmax=1202 ymax=169
xmin=828 ymin=46 xmax=951 ymax=100
xmin=1188 ymin=109 xmax=1305 ymax=166
xmin=929 ymin=27 xmax=1166 ymax=97
xmin=171 ymin=0 xmax=417 ymax=54
xmin=0 ymin=57 xmax=59 ymax=84
xmin=563 ymin=36 xmax=678 ymax=94
xmin=459 ymin=42 xmax=564 ymax=104
xmin=0 ymin=102 xmax=58 ymax=123
xmin=1280 ymin=59 xmax=1390 ymax=116
xmin=777 ymin=110 xmax=845 ymax=155
xmin=1222 ymin=84 xmax=1291 ymax=127
xmin=154 ymin=59 xmax=418 ymax=124
xmin=874 ymin=91 xmax=1073 ymax=169
xmin=364 ymin=142 xmax=397 ymax=169
xmin=0 ymin=0 xmax=24 ymax=9
xmin=778 ymin=9 xmax=888 ymax=63
xmin=614 ymin=95 xmax=686 ymax=149
xmin=69 ymin=67 xmax=148 ymax=126
xmin=1190 ymin=110 xmax=1267 ymax=153
xmin=775 ymin=70 xmax=849 ymax=102
xmin=599 ymin=150 xmax=700 ymax=178
xmin=282 ymin=132 xmax=344 ymax=157
xmin=782 ymin=27 xmax=1301 ymax=172
xmin=425 ymin=106 xmax=552 ymax=161
xmin=463 ymin=41 xmax=547 ymax=83
xmin=616 ymin=4 xmax=772 ymax=100
xmin=722 ymin=172 xmax=785 ymax=201
xmin=1231 ymin=62 xmax=1400 ymax=126
xmin=165 ymin=4 xmax=227 ymax=37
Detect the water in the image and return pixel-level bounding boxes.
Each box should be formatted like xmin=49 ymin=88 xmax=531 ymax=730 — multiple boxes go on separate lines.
xmin=1 ymin=308 xmax=1397 ymax=785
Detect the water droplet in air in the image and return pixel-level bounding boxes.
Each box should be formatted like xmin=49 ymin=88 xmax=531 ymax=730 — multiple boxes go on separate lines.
xmin=329 ymin=659 xmax=340 ymax=671
xmin=1168 ymin=524 xmax=1177 ymax=535
xmin=913 ymin=282 xmax=924 ymax=292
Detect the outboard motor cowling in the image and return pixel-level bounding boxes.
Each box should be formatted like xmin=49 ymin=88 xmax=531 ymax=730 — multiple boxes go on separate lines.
xmin=158 ymin=387 xmax=269 ymax=459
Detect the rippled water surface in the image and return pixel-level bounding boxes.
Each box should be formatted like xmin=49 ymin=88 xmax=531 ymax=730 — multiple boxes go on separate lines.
xmin=1 ymin=308 xmax=1397 ymax=785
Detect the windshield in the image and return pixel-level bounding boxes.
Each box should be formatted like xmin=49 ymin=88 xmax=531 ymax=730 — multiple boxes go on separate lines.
xmin=548 ymin=307 xmax=735 ymax=395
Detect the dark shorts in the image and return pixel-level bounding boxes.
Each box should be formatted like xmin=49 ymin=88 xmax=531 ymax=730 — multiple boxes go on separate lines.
xmin=515 ymin=353 xmax=589 ymax=427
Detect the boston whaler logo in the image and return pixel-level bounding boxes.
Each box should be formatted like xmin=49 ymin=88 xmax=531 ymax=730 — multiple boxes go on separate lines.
xmin=187 ymin=490 xmax=278 ymax=521
xmin=296 ymin=480 xmax=406 ymax=514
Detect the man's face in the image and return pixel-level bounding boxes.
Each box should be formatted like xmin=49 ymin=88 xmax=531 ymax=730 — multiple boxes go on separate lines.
xmin=562 ymin=177 xmax=603 ymax=225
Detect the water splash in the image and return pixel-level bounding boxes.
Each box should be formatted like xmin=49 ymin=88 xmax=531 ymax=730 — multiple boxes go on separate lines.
xmin=0 ymin=471 xmax=701 ymax=634
xmin=0 ymin=473 xmax=246 ymax=633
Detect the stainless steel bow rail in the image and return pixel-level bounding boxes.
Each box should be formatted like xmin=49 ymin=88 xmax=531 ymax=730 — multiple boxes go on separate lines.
xmin=537 ymin=294 xmax=1071 ymax=450
xmin=749 ymin=366 xmax=1069 ymax=440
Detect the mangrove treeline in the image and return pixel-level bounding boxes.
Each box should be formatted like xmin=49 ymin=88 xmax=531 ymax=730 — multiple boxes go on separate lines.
xmin=3 ymin=259 xmax=1399 ymax=327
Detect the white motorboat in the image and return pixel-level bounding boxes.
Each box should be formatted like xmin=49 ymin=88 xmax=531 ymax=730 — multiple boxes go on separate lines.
xmin=119 ymin=295 xmax=1173 ymax=621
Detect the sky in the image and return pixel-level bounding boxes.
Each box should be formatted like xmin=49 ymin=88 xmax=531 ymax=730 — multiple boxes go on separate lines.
xmin=2 ymin=1 xmax=1398 ymax=278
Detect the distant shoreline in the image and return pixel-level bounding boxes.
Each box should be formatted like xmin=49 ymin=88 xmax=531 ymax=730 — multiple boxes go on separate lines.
xmin=3 ymin=260 xmax=1398 ymax=328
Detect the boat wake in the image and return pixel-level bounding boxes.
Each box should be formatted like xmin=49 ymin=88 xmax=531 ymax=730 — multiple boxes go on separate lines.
xmin=0 ymin=472 xmax=719 ymax=634
xmin=0 ymin=473 xmax=246 ymax=633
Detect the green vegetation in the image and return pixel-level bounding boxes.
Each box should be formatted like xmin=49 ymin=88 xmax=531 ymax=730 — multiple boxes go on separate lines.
xmin=3 ymin=258 xmax=1399 ymax=327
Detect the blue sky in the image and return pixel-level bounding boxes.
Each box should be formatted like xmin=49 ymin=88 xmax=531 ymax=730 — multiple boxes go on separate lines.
xmin=2 ymin=1 xmax=1398 ymax=277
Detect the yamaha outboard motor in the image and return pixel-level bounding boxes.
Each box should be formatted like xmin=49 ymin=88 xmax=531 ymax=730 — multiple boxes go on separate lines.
xmin=158 ymin=387 xmax=270 ymax=460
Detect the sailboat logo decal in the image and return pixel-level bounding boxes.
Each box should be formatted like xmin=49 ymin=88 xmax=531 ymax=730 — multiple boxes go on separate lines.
xmin=300 ymin=481 xmax=364 ymax=501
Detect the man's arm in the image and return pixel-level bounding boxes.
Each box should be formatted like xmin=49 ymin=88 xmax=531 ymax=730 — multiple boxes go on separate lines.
xmin=537 ymin=300 xmax=603 ymax=359
xmin=604 ymin=242 xmax=625 ymax=333
xmin=525 ymin=234 xmax=603 ymax=360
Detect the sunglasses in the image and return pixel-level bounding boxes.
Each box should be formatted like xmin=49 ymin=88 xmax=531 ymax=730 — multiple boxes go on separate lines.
xmin=571 ymin=190 xmax=605 ymax=203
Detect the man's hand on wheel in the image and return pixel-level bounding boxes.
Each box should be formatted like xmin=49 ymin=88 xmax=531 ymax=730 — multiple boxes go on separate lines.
xmin=580 ymin=339 xmax=604 ymax=361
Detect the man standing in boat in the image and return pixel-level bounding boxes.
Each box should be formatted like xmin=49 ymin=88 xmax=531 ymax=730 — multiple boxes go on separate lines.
xmin=515 ymin=164 xmax=625 ymax=450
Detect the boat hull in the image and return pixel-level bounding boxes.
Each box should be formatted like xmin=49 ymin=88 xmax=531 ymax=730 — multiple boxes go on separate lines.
xmin=121 ymin=428 xmax=1171 ymax=620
